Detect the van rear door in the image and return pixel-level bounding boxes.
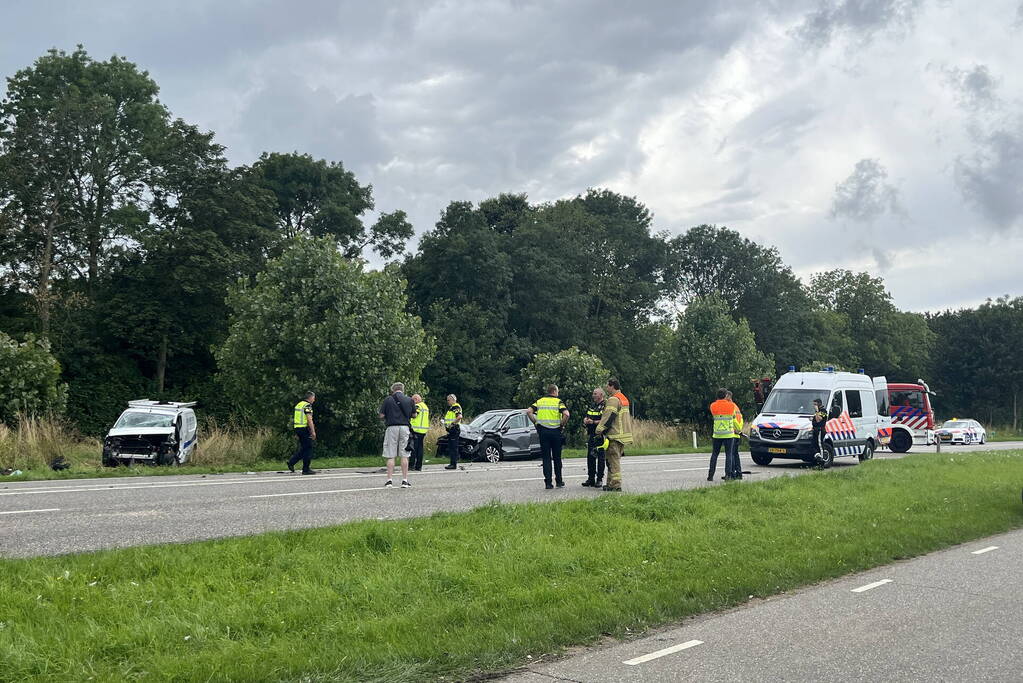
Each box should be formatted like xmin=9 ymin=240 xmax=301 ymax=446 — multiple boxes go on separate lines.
xmin=873 ymin=376 xmax=891 ymax=447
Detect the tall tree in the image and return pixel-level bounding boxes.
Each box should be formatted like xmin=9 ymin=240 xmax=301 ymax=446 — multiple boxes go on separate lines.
xmin=248 ymin=151 xmax=412 ymax=259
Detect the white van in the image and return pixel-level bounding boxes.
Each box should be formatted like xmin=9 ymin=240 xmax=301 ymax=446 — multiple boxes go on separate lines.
xmin=748 ymin=369 xmax=890 ymax=468
xmin=102 ymin=400 xmax=198 ymax=466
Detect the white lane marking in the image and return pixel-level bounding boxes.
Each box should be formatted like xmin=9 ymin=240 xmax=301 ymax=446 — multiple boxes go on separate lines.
xmin=662 ymin=467 xmax=708 ymax=472
xmin=505 ymin=475 xmax=589 ymax=482
xmin=0 ymin=456 xmax=711 ymax=497
xmin=971 ymin=546 xmax=999 ymax=555
xmin=623 ymin=639 xmax=703 ymax=665
xmin=250 ymin=487 xmax=388 ymax=499
xmin=0 ymin=507 xmax=60 ymax=515
xmin=851 ymin=579 xmax=893 ymax=593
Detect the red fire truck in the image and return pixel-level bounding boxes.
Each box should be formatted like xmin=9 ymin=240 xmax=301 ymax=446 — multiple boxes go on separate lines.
xmin=886 ymin=380 xmax=936 ymax=453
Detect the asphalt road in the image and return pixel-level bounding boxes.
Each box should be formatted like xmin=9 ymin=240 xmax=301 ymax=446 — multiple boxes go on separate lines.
xmin=1 ymin=442 xmax=1021 ymax=558
xmin=502 ymin=526 xmax=1023 ymax=682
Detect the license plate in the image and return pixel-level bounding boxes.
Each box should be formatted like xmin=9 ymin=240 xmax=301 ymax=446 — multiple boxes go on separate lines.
xmin=768 ymin=447 xmax=787 ymax=454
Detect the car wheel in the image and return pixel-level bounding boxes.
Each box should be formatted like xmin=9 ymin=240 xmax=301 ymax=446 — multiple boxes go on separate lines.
xmin=751 ymin=452 xmax=773 ymax=466
xmin=980 ymin=434 xmax=986 ymax=444
xmin=477 ymin=438 xmax=502 ymax=463
xmin=889 ymin=430 xmax=912 ymax=453
xmin=859 ymin=441 xmax=874 ymax=462
xmin=815 ymin=443 xmax=834 ymax=469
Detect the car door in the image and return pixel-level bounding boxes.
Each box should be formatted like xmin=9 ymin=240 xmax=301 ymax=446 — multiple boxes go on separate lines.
xmin=843 ymin=389 xmax=865 ymax=456
xmin=500 ymin=412 xmax=533 ymax=456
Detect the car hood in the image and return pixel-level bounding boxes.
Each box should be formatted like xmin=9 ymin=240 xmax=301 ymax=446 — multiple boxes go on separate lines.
xmin=754 ymin=414 xmax=812 ymax=430
xmin=107 ymin=427 xmax=174 ymax=438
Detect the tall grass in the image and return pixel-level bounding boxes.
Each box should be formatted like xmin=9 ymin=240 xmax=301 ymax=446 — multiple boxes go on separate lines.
xmin=189 ymin=419 xmax=278 ymax=468
xmin=0 ymin=415 xmax=99 ymax=472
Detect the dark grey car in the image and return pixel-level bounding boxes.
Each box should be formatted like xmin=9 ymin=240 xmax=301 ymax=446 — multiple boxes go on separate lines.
xmin=436 ymin=409 xmax=541 ymax=463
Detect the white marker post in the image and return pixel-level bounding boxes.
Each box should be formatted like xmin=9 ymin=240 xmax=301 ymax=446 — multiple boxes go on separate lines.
xmin=692 ymin=431 xmax=698 ymax=449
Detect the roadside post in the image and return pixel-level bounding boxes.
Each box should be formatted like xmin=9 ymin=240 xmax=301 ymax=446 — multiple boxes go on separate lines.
xmin=692 ymin=431 xmax=698 ymax=449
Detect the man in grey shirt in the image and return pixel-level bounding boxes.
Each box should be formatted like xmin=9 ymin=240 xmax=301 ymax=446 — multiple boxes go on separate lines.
xmin=379 ymin=382 xmax=415 ymax=488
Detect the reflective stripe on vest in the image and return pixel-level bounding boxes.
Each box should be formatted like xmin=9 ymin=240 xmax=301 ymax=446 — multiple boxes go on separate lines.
xmin=411 ymin=402 xmax=430 ymax=434
xmin=443 ymin=403 xmax=461 ymax=428
xmin=293 ymin=401 xmax=310 ymax=428
xmin=534 ymin=396 xmax=565 ymax=428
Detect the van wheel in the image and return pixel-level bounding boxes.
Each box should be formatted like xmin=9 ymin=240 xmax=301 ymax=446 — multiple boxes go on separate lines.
xmin=478 ymin=438 xmax=502 ymax=463
xmin=859 ymin=441 xmax=874 ymax=462
xmin=889 ymin=430 xmax=912 ymax=453
xmin=815 ymin=444 xmax=834 ymax=469
xmin=751 ymin=452 xmax=773 ymax=466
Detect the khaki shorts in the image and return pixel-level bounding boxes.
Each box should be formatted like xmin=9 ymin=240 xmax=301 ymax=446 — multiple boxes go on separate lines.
xmin=382 ymin=425 xmax=410 ymax=460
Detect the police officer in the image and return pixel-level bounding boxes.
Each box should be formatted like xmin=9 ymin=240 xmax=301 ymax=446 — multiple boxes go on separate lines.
xmin=409 ymin=393 xmax=429 ymax=471
xmin=595 ymin=378 xmax=633 ymax=491
xmin=725 ymin=390 xmax=745 ymax=480
xmin=442 ymin=394 xmax=463 ymax=470
xmin=812 ymin=398 xmax=827 ymax=458
xmin=287 ymin=391 xmax=317 ymax=475
xmin=582 ymin=386 xmax=607 ymax=488
xmin=527 ymin=384 xmax=570 ymax=489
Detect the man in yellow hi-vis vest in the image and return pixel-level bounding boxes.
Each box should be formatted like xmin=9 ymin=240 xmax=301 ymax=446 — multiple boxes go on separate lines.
xmin=409 ymin=393 xmax=429 ymax=471
xmin=287 ymin=391 xmax=317 ymax=474
xmin=526 ymin=384 xmax=570 ymax=489
xmin=442 ymin=394 xmax=463 ymax=470
xmin=595 ymin=377 xmax=633 ymax=491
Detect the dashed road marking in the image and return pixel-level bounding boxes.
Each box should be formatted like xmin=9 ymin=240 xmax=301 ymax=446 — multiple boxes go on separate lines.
xmin=662 ymin=467 xmax=708 ymax=472
xmin=0 ymin=507 xmax=60 ymax=515
xmin=250 ymin=487 xmax=384 ymax=499
xmin=971 ymin=546 xmax=999 ymax=555
xmin=851 ymin=579 xmax=893 ymax=593
xmin=623 ymin=639 xmax=703 ymax=665
xmin=505 ymin=475 xmax=589 ymax=482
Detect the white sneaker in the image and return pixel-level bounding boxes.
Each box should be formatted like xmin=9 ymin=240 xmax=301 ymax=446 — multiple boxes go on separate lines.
xmin=384 ymin=480 xmax=394 ymax=488
xmin=401 ymin=480 xmax=412 ymax=488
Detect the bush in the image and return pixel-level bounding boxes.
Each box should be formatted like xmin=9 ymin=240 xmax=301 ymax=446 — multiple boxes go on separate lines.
xmin=0 ymin=332 xmax=67 ymax=424
xmin=514 ymin=347 xmax=610 ymax=441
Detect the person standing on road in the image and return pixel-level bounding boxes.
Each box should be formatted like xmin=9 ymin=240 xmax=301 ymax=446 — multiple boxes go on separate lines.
xmin=812 ymin=398 xmax=828 ymax=458
xmin=379 ymin=382 xmax=414 ymax=488
xmin=582 ymin=386 xmax=608 ymax=488
xmin=409 ymin=394 xmax=429 ymax=471
xmin=708 ymin=389 xmax=740 ymax=481
xmin=725 ymin=390 xmax=745 ymax=480
xmin=442 ymin=394 xmax=463 ymax=470
xmin=287 ymin=391 xmax=317 ymax=475
xmin=595 ymin=378 xmax=633 ymax=492
xmin=527 ymin=384 xmax=570 ymax=489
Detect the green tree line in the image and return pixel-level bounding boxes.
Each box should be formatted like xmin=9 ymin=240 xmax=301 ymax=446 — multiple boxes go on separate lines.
xmin=2 ymin=48 xmax=1020 ymax=446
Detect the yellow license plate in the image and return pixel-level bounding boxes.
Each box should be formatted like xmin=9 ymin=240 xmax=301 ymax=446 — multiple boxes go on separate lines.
xmin=768 ymin=447 xmax=787 ymax=454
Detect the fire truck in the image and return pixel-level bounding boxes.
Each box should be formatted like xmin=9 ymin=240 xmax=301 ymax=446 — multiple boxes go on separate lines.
xmin=886 ymin=380 xmax=935 ymax=453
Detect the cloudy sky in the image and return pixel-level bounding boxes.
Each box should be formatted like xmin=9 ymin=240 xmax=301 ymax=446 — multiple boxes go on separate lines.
xmin=3 ymin=0 xmax=1022 ymax=311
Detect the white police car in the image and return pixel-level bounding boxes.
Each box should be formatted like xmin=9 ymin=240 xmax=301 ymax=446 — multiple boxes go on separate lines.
xmin=935 ymin=418 xmax=986 ymax=445
xmin=103 ymin=400 xmax=198 ymax=466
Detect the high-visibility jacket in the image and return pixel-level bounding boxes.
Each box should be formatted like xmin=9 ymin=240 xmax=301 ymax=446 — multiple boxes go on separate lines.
xmin=597 ymin=392 xmax=633 ymax=444
xmin=411 ymin=402 xmax=430 ymax=434
xmin=531 ymin=396 xmax=567 ymax=428
xmin=442 ymin=402 xmax=462 ymax=429
xmin=293 ymin=400 xmax=312 ymax=428
xmin=734 ymin=406 xmax=744 ymax=434
xmin=710 ymin=399 xmax=739 ymax=439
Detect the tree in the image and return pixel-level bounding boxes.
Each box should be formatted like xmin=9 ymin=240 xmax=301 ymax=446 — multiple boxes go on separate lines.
xmin=216 ymin=238 xmax=434 ymax=448
xmin=514 ymin=347 xmax=610 ymax=440
xmin=664 ymin=225 xmax=815 ymax=373
xmin=248 ymin=152 xmax=412 ymax=259
xmin=0 ymin=332 xmax=67 ymax=423
xmin=648 ymin=295 xmax=773 ymax=423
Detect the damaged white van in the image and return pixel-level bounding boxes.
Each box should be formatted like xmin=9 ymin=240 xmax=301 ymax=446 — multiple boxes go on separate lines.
xmin=102 ymin=400 xmax=198 ymax=466
xmin=748 ymin=369 xmax=890 ymax=468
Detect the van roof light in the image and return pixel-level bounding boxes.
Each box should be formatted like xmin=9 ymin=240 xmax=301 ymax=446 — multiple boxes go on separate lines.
xmin=858 ymin=368 xmax=865 ymax=374
xmin=788 ymin=365 xmax=796 ymax=372
xmin=823 ymin=366 xmax=834 ymax=372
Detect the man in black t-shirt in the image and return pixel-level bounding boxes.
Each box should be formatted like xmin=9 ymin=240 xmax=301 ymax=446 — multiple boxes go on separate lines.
xmin=379 ymin=382 xmax=415 ymax=489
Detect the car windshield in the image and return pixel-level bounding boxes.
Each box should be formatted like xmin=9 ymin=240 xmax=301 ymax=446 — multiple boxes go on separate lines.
xmin=469 ymin=413 xmax=506 ymax=430
xmin=942 ymin=420 xmax=969 ymax=428
xmin=762 ymin=389 xmax=830 ymax=415
xmin=114 ymin=411 xmax=174 ymax=429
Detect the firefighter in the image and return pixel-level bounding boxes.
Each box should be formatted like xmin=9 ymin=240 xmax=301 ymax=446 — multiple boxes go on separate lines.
xmin=526 ymin=384 xmax=570 ymax=489
xmin=708 ymin=388 xmax=739 ymax=481
xmin=595 ymin=378 xmax=633 ymax=492
xmin=582 ymin=386 xmax=608 ymax=488
xmin=442 ymin=394 xmax=463 ymax=470
xmin=287 ymin=391 xmax=317 ymax=475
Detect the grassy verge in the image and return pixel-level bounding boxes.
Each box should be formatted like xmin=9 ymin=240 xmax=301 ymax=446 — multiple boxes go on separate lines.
xmin=2 ymin=451 xmax=1021 ymax=681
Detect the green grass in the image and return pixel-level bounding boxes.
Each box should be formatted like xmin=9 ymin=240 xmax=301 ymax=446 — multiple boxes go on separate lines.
xmin=1 ymin=451 xmax=1021 ymax=681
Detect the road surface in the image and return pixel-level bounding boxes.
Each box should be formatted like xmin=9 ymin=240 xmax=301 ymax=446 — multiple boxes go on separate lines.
xmin=1 ymin=442 xmax=1020 ymax=558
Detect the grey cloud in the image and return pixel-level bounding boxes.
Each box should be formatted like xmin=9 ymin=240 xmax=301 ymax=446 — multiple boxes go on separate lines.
xmin=830 ymin=159 xmax=905 ymax=222
xmin=797 ymin=0 xmax=922 ymax=46
xmin=942 ymin=64 xmax=999 ymax=112
xmin=955 ymin=125 xmax=1023 ymax=230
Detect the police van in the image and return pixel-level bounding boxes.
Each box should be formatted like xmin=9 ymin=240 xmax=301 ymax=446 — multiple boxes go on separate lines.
xmin=748 ymin=368 xmax=890 ymax=468
xmin=102 ymin=400 xmax=198 ymax=466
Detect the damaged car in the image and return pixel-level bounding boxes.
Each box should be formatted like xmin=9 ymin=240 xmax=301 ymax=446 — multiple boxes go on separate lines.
xmin=102 ymin=400 xmax=198 ymax=466
xmin=436 ymin=409 xmax=541 ymax=463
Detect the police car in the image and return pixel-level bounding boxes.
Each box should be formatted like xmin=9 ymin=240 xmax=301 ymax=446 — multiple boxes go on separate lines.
xmin=935 ymin=418 xmax=987 ymax=445
xmin=102 ymin=400 xmax=198 ymax=466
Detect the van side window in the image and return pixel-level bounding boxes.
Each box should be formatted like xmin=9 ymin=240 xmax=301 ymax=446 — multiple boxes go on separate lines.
xmin=876 ymin=389 xmax=889 ymax=417
xmin=845 ymin=390 xmax=863 ymax=418
xmin=830 ymin=392 xmax=843 ymax=414
xmin=860 ymin=390 xmax=876 ymax=418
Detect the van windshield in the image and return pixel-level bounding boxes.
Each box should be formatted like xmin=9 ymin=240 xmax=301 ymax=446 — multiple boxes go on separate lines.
xmin=762 ymin=389 xmax=830 ymax=415
xmin=114 ymin=411 xmax=174 ymax=429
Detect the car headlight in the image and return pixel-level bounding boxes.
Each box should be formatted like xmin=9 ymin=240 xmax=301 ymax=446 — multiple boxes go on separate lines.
xmin=749 ymin=427 xmax=760 ymax=438
xmin=799 ymin=428 xmax=813 ymax=440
